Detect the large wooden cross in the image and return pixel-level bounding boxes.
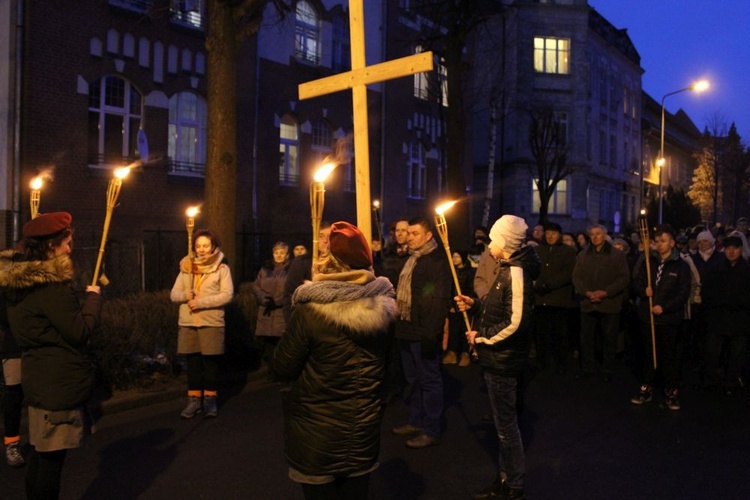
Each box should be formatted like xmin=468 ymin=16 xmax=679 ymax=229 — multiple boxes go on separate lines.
xmin=299 ymin=0 xmax=433 ymax=245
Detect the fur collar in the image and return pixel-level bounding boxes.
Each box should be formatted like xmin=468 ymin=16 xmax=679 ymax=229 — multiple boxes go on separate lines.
xmin=0 ymin=249 xmax=74 ymax=289
xmin=309 ymin=295 xmax=397 ymax=334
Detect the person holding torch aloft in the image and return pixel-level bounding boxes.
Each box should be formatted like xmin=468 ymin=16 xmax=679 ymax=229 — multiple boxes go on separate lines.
xmin=630 ymin=224 xmax=691 ymax=410
xmin=171 ymin=229 xmax=233 ymax=419
xmin=454 ymin=215 xmax=539 ymax=500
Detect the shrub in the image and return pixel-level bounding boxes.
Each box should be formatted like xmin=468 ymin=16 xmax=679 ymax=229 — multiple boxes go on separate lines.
xmin=91 ymin=284 xmax=261 ymax=391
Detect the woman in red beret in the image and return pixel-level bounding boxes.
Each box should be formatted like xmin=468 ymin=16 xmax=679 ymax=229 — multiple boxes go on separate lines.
xmin=170 ymin=229 xmax=233 ymax=419
xmin=272 ymin=221 xmax=396 ymax=499
xmin=0 ymin=212 xmax=102 ymax=499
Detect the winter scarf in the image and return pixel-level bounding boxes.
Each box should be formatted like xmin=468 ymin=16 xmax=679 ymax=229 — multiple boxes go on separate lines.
xmin=179 ymin=248 xmax=225 ymax=275
xmin=396 ymin=238 xmax=438 ymax=321
xmin=293 ymin=273 xmax=394 ymax=306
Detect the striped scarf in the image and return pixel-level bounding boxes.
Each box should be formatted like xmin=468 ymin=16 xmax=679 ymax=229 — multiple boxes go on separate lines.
xmin=396 ymin=238 xmax=438 ymax=321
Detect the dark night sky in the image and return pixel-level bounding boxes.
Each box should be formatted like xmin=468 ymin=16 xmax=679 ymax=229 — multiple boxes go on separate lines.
xmin=589 ymin=0 xmax=750 ymax=140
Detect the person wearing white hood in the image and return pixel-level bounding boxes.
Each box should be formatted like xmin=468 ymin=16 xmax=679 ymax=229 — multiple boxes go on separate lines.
xmin=455 ymin=215 xmax=540 ymax=500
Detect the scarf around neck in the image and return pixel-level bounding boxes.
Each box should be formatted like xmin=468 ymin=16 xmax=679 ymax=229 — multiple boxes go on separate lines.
xmin=293 ymin=272 xmax=393 ymax=306
xmin=396 ymin=238 xmax=438 ymax=321
xmin=180 ymin=248 xmax=225 ymax=275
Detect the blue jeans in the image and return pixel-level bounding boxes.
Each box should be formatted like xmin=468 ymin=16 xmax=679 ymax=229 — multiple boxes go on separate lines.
xmin=484 ymin=372 xmax=525 ymax=489
xmin=399 ymin=340 xmax=443 ymax=437
xmin=580 ymin=311 xmax=620 ymax=375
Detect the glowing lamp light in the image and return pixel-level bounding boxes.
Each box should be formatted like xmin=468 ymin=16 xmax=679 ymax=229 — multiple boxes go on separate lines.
xmin=691 ymin=80 xmax=710 ymax=92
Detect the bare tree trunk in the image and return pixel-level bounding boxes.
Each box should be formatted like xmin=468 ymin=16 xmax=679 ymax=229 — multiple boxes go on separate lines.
xmin=482 ymin=101 xmax=497 ymax=227
xmin=205 ymin=0 xmax=238 ymax=272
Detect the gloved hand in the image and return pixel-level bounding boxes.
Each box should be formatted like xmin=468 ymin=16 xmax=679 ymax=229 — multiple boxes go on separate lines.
xmin=263 ymin=298 xmax=278 ymax=316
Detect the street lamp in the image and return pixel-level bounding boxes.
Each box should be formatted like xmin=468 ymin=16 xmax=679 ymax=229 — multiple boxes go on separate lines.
xmin=658 ymin=80 xmax=710 ymax=223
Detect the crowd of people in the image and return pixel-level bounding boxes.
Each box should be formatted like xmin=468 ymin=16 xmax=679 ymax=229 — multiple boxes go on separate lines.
xmin=2 ymin=208 xmax=749 ymax=499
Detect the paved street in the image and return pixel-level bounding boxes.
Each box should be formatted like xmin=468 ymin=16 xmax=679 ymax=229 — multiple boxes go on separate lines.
xmin=1 ymin=358 xmax=747 ymax=499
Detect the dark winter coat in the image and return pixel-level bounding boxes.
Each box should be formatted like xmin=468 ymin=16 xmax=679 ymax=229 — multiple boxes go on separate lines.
xmin=272 ymin=275 xmax=396 ymax=478
xmin=702 ymin=255 xmax=750 ymax=337
xmin=0 ymin=250 xmax=102 ymax=411
xmin=572 ymin=241 xmax=630 ymax=314
xmin=377 ymin=243 xmax=409 ymax=289
xmin=394 ymin=249 xmax=452 ymax=344
xmin=472 ymin=246 xmax=540 ymax=378
xmin=633 ymin=249 xmax=691 ymax=325
xmin=252 ymin=261 xmax=290 ymax=337
xmin=1 ymin=294 xmax=21 ymax=360
xmin=534 ymin=240 xmax=576 ymax=308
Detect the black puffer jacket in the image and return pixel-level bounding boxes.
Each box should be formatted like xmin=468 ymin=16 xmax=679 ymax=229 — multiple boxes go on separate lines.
xmin=473 ymin=246 xmax=540 ymax=377
xmin=272 ymin=275 xmax=396 ymax=477
xmin=0 ymin=250 xmax=102 ymax=411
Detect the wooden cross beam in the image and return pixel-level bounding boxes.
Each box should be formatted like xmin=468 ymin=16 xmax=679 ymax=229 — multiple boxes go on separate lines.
xmin=298 ymin=0 xmax=434 ymax=246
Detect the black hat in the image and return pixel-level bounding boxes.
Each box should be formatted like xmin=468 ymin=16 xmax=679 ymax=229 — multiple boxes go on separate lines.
xmin=543 ymin=222 xmax=562 ymax=233
xmin=724 ymin=236 xmax=743 ymax=249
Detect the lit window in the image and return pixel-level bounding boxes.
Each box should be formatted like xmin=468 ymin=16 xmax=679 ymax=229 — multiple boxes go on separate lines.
xmin=295 ymin=1 xmax=320 ymax=65
xmin=532 ymin=178 xmax=568 ymax=214
xmin=170 ymin=0 xmax=205 ymax=30
xmin=408 ymin=142 xmax=426 ymax=199
xmin=413 ymin=46 xmax=448 ymax=106
xmin=168 ymin=92 xmax=207 ymax=176
xmin=109 ymin=0 xmax=154 ymax=14
xmin=279 ymin=115 xmax=299 ymax=186
xmin=88 ymin=75 xmax=142 ymax=167
xmin=534 ymin=37 xmax=570 ymax=74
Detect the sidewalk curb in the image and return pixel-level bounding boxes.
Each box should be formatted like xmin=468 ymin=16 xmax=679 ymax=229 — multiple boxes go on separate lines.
xmin=96 ymin=365 xmax=270 ymax=416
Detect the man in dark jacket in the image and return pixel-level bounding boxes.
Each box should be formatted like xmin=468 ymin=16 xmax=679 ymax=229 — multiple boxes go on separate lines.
xmin=701 ymin=235 xmax=750 ymax=395
xmin=572 ymin=224 xmax=630 ymax=382
xmin=534 ymin=222 xmax=576 ymax=374
xmin=391 ymin=218 xmax=452 ymax=449
xmin=456 ymin=214 xmax=540 ymax=500
xmin=630 ymin=225 xmax=691 ymax=410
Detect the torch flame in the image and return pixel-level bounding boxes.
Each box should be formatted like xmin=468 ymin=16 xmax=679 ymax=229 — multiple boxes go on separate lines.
xmin=373 ymin=200 xmax=380 ymax=209
xmin=114 ymin=167 xmax=131 ymax=179
xmin=30 ymin=176 xmax=43 ymax=190
xmin=314 ymin=162 xmax=336 ymax=183
xmin=435 ymin=200 xmax=458 ymax=215
xmin=186 ymin=206 xmax=199 ymax=218
xmin=640 ymin=208 xmax=647 ymax=216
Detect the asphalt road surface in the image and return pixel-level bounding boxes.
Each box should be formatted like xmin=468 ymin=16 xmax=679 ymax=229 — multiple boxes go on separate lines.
xmin=1 ymin=357 xmax=747 ymax=499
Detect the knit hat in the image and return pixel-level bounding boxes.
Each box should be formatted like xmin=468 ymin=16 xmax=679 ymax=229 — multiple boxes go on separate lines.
xmin=329 ymin=221 xmax=373 ymax=270
xmin=696 ymin=230 xmax=715 ymax=245
xmin=543 ymin=222 xmax=562 ymax=233
xmin=612 ymin=238 xmax=630 ymax=252
xmin=22 ymin=212 xmax=72 ymax=239
xmin=489 ymin=215 xmax=528 ymax=254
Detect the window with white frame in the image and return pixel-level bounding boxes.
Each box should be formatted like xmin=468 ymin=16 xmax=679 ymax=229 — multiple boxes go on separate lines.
xmin=312 ymin=119 xmax=333 ymax=165
xmin=171 ymin=0 xmax=204 ymax=30
xmin=295 ymin=1 xmax=320 ymax=65
xmin=408 ymin=142 xmax=426 ymax=199
xmin=88 ymin=75 xmax=142 ymax=166
xmin=532 ymin=178 xmax=568 ymax=214
xmin=279 ymin=115 xmax=299 ymax=186
xmin=332 ymin=16 xmax=350 ymax=72
xmin=534 ymin=37 xmax=570 ymax=74
xmin=168 ymin=92 xmax=207 ymax=176
xmin=413 ymin=46 xmax=449 ymax=106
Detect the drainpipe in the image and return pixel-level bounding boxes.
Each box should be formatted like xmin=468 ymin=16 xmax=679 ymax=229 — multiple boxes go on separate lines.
xmin=11 ymin=0 xmax=24 ymax=242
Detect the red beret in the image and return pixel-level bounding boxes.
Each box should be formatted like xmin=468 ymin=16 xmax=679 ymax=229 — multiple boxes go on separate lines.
xmin=22 ymin=212 xmax=73 ymax=239
xmin=329 ymin=221 xmax=373 ymax=270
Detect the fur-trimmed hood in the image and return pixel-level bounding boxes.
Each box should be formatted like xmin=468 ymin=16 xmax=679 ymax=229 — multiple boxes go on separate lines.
xmin=0 ymin=249 xmax=74 ymax=290
xmin=295 ymin=276 xmax=396 ymax=335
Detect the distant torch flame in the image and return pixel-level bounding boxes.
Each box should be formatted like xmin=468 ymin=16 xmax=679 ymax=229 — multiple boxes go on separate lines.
xmin=373 ymin=200 xmax=380 ymax=209
xmin=114 ymin=167 xmax=131 ymax=180
xmin=314 ymin=162 xmax=336 ymax=183
xmin=30 ymin=177 xmax=43 ymax=190
xmin=435 ymin=200 xmax=458 ymax=215
xmin=186 ymin=206 xmax=199 ymax=218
